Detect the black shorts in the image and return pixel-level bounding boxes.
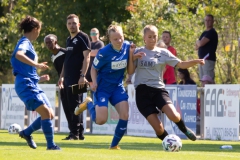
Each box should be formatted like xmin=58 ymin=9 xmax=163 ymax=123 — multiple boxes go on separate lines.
xmin=86 ymin=56 xmax=95 ymax=82
xmin=135 ymin=84 xmax=172 ymax=118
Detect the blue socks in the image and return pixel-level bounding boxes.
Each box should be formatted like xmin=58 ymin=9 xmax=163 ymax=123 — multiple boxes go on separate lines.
xmin=110 ymin=119 xmax=128 ymax=147
xmin=41 ymin=119 xmax=55 ymax=148
xmin=87 ymin=102 xmax=96 ymax=122
xmin=23 ymin=117 xmax=41 ymax=136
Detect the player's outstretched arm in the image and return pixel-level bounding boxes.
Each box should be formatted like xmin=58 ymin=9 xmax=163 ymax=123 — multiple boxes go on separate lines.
xmin=177 ymin=59 xmax=205 ymax=69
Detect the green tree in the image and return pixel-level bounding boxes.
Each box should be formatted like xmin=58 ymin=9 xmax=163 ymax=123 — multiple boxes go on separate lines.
xmin=0 ymin=0 xmax=131 ymax=85
xmin=123 ymin=0 xmax=240 ymax=84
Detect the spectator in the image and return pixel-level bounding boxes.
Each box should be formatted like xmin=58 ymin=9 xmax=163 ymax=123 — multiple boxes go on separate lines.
xmin=58 ymin=14 xmax=91 ymax=140
xmin=44 ymin=34 xmax=71 ymax=140
xmin=177 ymin=68 xmax=196 ymax=85
xmin=86 ymin=28 xmax=104 ymax=91
xmin=200 ymin=74 xmax=215 ymax=87
xmin=195 ymin=14 xmax=218 ymax=82
xmin=162 ymin=31 xmax=177 ymax=84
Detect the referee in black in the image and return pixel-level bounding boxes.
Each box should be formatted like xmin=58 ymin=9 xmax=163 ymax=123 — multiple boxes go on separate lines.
xmin=58 ymin=14 xmax=91 ymax=140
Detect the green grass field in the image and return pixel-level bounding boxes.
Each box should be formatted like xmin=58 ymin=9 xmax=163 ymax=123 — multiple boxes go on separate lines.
xmin=0 ymin=130 xmax=239 ymax=160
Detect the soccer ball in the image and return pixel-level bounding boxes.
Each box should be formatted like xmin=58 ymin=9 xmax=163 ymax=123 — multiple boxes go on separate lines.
xmin=162 ymin=134 xmax=182 ymax=152
xmin=8 ymin=123 xmax=22 ymax=134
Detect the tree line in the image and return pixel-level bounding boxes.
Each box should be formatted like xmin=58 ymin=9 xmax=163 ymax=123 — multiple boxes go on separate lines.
xmin=0 ymin=0 xmax=240 ymax=85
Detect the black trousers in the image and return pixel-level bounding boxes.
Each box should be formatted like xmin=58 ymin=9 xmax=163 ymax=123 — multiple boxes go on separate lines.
xmin=62 ymin=77 xmax=84 ymax=136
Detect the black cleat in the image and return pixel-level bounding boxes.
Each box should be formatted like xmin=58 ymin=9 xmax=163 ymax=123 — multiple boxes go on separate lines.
xmin=47 ymin=145 xmax=61 ymax=150
xmin=62 ymin=134 xmax=78 ymax=140
xmin=184 ymin=127 xmax=197 ymax=141
xmin=79 ymin=134 xmax=85 ymax=140
xmin=19 ymin=131 xmax=37 ymax=149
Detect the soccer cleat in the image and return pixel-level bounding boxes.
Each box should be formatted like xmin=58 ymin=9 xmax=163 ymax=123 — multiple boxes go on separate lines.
xmin=184 ymin=127 xmax=197 ymax=141
xmin=19 ymin=131 xmax=37 ymax=149
xmin=62 ymin=134 xmax=79 ymax=140
xmin=74 ymin=97 xmax=92 ymax=115
xmin=109 ymin=145 xmax=121 ymax=150
xmin=79 ymin=134 xmax=85 ymax=140
xmin=47 ymin=145 xmax=61 ymax=150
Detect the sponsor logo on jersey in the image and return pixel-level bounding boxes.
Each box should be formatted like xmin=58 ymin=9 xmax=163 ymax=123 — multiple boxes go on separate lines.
xmin=140 ymin=60 xmax=155 ymax=67
xmin=100 ymin=97 xmax=106 ymax=102
xmin=73 ymin=38 xmax=78 ymax=44
xmin=112 ymin=56 xmax=116 ymax=60
xmin=111 ymin=59 xmax=127 ymax=70
xmin=93 ymin=57 xmax=99 ymax=66
xmin=67 ymin=47 xmax=73 ymax=51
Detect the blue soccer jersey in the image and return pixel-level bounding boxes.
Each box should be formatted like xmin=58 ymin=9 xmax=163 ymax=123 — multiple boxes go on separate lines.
xmin=93 ymin=41 xmax=130 ymax=84
xmin=11 ymin=36 xmax=39 ymax=80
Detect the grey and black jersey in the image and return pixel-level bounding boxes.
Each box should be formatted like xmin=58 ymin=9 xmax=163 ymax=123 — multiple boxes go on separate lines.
xmin=134 ymin=46 xmax=181 ymax=89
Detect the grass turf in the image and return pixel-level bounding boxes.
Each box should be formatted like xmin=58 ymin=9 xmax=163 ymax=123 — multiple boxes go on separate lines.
xmin=0 ymin=130 xmax=239 ymax=160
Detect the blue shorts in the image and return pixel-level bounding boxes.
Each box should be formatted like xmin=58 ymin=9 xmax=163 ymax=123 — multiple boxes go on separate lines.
xmin=15 ymin=75 xmax=52 ymax=111
xmin=94 ymin=82 xmax=128 ymax=107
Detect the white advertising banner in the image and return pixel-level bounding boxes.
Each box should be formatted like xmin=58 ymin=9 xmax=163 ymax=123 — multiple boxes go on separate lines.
xmin=28 ymin=84 xmax=56 ymax=130
xmin=204 ymin=85 xmax=239 ymax=140
xmin=59 ymin=93 xmax=87 ymax=133
xmin=1 ymin=84 xmax=25 ymax=130
xmin=127 ymin=84 xmax=157 ymax=137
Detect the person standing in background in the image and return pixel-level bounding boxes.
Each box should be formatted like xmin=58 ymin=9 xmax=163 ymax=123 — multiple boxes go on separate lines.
xmin=86 ymin=28 xmax=104 ymax=90
xmin=195 ymin=14 xmax=218 ymax=82
xmin=161 ymin=31 xmax=177 ymax=84
xmin=44 ymin=34 xmax=71 ymax=140
xmin=58 ymin=14 xmax=91 ymax=140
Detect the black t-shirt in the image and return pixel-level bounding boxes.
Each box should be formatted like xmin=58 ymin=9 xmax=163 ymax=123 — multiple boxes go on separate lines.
xmin=86 ymin=40 xmax=104 ymax=82
xmin=198 ymin=28 xmax=218 ymax=61
xmin=51 ymin=48 xmax=67 ymax=77
xmin=64 ymin=31 xmax=91 ymax=78
xmin=91 ymin=40 xmax=104 ymax=50
xmin=90 ymin=40 xmax=104 ymax=63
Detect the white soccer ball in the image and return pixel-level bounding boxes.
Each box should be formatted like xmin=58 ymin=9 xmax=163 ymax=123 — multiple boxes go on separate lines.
xmin=162 ymin=134 xmax=182 ymax=152
xmin=8 ymin=123 xmax=22 ymax=134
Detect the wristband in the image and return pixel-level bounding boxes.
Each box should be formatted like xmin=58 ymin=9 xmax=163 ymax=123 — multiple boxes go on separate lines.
xmin=80 ymin=74 xmax=85 ymax=77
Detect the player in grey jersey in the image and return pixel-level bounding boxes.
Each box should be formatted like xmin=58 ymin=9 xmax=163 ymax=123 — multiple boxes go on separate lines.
xmin=128 ymin=25 xmax=204 ymax=142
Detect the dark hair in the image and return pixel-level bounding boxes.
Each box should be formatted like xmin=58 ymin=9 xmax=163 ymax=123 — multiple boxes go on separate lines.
xmin=162 ymin=30 xmax=171 ymax=38
xmin=19 ymin=15 xmax=41 ymax=33
xmin=67 ymin=14 xmax=80 ymax=21
xmin=206 ymin=14 xmax=214 ymax=21
xmin=178 ymin=68 xmax=191 ymax=80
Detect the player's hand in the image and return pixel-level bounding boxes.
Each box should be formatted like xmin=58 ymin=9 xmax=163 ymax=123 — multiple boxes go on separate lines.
xmin=36 ymin=62 xmax=49 ymax=71
xmin=91 ymin=81 xmax=98 ymax=92
xmin=58 ymin=77 xmax=64 ymax=89
xmin=39 ymin=74 xmax=50 ymax=82
xmin=198 ymin=59 xmax=205 ymax=65
xmin=133 ymin=52 xmax=146 ymax=60
xmin=78 ymin=77 xmax=88 ymax=89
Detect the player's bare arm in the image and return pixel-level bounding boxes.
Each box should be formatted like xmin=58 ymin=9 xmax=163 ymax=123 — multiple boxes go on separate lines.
xmin=90 ymin=66 xmax=98 ymax=92
xmin=15 ymin=50 xmax=49 ymax=70
xmin=78 ymin=49 xmax=90 ymax=88
xmin=177 ymin=59 xmax=205 ymax=69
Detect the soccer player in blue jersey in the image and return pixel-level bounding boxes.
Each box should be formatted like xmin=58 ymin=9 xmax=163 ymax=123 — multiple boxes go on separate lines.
xmin=74 ymin=25 xmax=143 ymax=149
xmin=10 ymin=15 xmax=60 ymax=150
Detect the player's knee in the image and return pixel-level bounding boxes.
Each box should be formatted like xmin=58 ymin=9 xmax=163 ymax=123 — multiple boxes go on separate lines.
xmin=95 ymin=117 xmax=107 ymax=125
xmin=119 ymin=112 xmax=129 ymax=120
